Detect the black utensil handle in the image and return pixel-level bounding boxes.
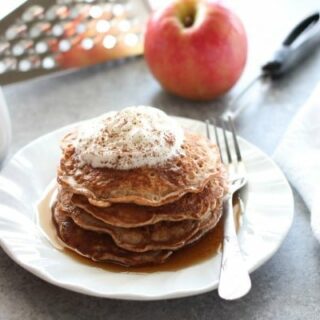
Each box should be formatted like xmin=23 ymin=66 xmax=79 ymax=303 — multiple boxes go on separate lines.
xmin=262 ymin=13 xmax=320 ymax=77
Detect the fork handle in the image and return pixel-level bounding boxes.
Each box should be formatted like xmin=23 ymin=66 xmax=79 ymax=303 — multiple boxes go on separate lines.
xmin=218 ymin=196 xmax=251 ymax=300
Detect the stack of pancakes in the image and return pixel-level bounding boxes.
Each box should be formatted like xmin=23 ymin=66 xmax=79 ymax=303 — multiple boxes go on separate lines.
xmin=54 ymin=131 xmax=226 ymax=267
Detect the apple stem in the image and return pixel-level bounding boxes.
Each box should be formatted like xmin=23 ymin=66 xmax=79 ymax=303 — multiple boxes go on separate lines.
xmin=183 ymin=14 xmax=195 ymax=28
xmin=176 ymin=1 xmax=197 ymax=29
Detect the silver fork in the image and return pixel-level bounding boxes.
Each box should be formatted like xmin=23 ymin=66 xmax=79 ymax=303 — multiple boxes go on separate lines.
xmin=206 ymin=117 xmax=251 ymax=300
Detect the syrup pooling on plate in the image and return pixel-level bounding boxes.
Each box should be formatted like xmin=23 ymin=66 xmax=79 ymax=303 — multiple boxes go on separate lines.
xmin=74 ymin=106 xmax=184 ymax=169
xmin=36 ymin=181 xmax=63 ymax=251
xmin=36 ymin=183 xmax=242 ymax=273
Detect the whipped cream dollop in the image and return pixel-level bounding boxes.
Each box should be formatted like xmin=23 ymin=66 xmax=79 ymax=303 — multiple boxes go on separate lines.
xmin=74 ymin=106 xmax=184 ymax=169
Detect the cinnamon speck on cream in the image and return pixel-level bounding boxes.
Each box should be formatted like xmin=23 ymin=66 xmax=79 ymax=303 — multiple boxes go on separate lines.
xmin=74 ymin=106 xmax=184 ymax=170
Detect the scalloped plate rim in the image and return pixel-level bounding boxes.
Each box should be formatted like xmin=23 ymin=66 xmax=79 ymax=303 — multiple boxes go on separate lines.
xmin=0 ymin=116 xmax=294 ymax=300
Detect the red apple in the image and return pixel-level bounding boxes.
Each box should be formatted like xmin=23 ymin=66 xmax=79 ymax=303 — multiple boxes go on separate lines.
xmin=144 ymin=0 xmax=248 ymax=101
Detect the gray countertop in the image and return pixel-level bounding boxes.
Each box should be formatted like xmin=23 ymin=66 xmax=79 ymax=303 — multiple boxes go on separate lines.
xmin=1 ymin=0 xmax=320 ymax=319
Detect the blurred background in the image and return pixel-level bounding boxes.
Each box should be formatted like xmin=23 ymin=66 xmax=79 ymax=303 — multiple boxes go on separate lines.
xmin=0 ymin=0 xmax=150 ymax=84
xmin=1 ymin=0 xmax=320 ymax=153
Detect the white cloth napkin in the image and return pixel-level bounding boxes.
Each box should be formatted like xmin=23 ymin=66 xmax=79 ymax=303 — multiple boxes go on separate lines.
xmin=274 ymin=84 xmax=320 ymax=242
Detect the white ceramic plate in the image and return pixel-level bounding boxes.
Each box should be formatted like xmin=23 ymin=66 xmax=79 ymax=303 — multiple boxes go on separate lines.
xmin=0 ymin=117 xmax=294 ymax=300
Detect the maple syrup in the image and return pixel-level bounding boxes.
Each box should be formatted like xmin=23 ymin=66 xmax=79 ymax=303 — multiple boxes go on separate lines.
xmin=37 ymin=183 xmax=241 ymax=273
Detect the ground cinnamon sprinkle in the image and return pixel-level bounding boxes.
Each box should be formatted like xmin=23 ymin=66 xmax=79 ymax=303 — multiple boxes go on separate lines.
xmin=74 ymin=106 xmax=184 ymax=170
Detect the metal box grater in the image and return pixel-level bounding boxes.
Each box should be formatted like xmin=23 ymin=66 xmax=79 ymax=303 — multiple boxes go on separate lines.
xmin=0 ymin=0 xmax=151 ymax=85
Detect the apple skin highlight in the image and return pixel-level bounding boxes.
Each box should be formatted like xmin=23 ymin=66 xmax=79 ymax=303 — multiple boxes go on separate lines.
xmin=144 ymin=0 xmax=248 ymax=101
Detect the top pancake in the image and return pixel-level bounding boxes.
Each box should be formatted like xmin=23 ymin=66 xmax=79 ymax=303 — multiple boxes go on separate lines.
xmin=57 ymin=131 xmax=221 ymax=207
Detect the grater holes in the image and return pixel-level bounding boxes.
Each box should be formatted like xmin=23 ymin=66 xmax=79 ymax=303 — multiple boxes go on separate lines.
xmin=52 ymin=23 xmax=65 ymax=37
xmin=5 ymin=23 xmax=27 ymax=41
xmin=103 ymin=34 xmax=117 ymax=49
xmin=57 ymin=0 xmax=73 ymax=4
xmin=95 ymin=20 xmax=111 ymax=33
xmin=45 ymin=5 xmax=69 ymax=21
xmin=18 ymin=56 xmax=40 ymax=72
xmin=12 ymin=39 xmax=34 ymax=57
xmin=0 ymin=58 xmax=16 ymax=74
xmin=89 ymin=5 xmax=103 ymax=19
xmin=59 ymin=39 xmax=72 ymax=52
xmin=76 ymin=22 xmax=87 ymax=34
xmin=51 ymin=21 xmax=77 ymax=38
xmin=0 ymin=0 xmax=145 ymax=81
xmin=112 ymin=4 xmax=125 ymax=17
xmin=117 ymin=20 xmax=131 ymax=32
xmin=81 ymin=37 xmax=94 ymax=50
xmin=29 ymin=22 xmax=51 ymax=39
xmin=123 ymin=33 xmax=139 ymax=47
xmin=42 ymin=56 xmax=58 ymax=69
xmin=18 ymin=59 xmax=32 ymax=72
xmin=22 ymin=5 xmax=44 ymax=22
xmin=0 ymin=41 xmax=10 ymax=55
xmin=69 ymin=4 xmax=90 ymax=19
xmin=35 ymin=41 xmax=49 ymax=54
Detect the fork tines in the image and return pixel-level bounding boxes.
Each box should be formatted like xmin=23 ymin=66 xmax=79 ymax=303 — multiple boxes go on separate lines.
xmin=205 ymin=117 xmax=243 ymax=166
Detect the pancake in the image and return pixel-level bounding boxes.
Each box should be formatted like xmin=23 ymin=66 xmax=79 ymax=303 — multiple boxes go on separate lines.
xmin=53 ymin=109 xmax=228 ymax=267
xmin=56 ymin=197 xmax=222 ymax=252
xmin=53 ymin=205 xmax=172 ymax=267
xmin=58 ymin=131 xmax=221 ymax=207
xmin=53 ymin=202 xmax=222 ymax=266
xmin=59 ymin=172 xmax=225 ymax=228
